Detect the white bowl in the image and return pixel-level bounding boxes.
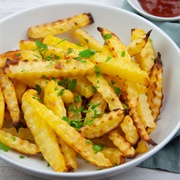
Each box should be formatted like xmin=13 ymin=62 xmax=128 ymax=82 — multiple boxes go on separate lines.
xmin=127 ymin=0 xmax=180 ymax=21
xmin=0 ymin=2 xmax=179 ymax=180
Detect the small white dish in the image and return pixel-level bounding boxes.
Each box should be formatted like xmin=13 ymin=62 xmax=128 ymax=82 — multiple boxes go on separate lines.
xmin=127 ymin=0 xmax=180 ymax=21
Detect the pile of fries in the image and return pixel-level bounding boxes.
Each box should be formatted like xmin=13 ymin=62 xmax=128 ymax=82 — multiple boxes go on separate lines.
xmin=0 ymin=12 xmax=163 ymax=172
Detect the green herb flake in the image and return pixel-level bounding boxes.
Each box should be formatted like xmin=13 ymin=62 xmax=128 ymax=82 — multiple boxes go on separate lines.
xmin=105 ymin=56 xmax=112 ymax=62
xmin=86 ymin=139 xmax=93 ymax=145
xmin=34 ymin=40 xmax=48 ymax=58
xmin=78 ymin=49 xmax=97 ymax=58
xmin=122 ymin=103 xmax=129 ymax=109
xmin=103 ymin=34 xmax=112 ymax=40
xmin=75 ymin=95 xmax=82 ymax=103
xmin=32 ymin=96 xmax=42 ymax=103
xmin=0 ymin=141 xmax=10 ymax=152
xmin=91 ymin=86 xmax=97 ymax=93
xmin=67 ymin=48 xmax=73 ymax=55
xmin=92 ymin=143 xmax=104 ymax=154
xmin=148 ymin=38 xmax=153 ymax=42
xmin=121 ymin=50 xmax=126 ymax=57
xmin=68 ymin=79 xmax=77 ymax=91
xmin=19 ymin=155 xmax=24 ymax=159
xmin=17 ymin=53 xmax=21 ymax=57
xmin=35 ymin=84 xmax=42 ymax=95
xmin=57 ymin=38 xmax=67 ymax=44
xmin=57 ymin=88 xmax=65 ymax=96
xmin=21 ymin=69 xmax=25 ymax=72
xmin=41 ymin=75 xmax=48 ymax=79
xmin=12 ymin=136 xmax=16 ymax=141
xmin=85 ymin=120 xmax=94 ymax=126
xmin=94 ymin=66 xmax=102 ymax=77
xmin=114 ymin=86 xmax=121 ymax=95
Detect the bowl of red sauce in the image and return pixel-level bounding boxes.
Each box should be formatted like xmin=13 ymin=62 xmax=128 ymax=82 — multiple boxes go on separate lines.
xmin=127 ymin=0 xmax=180 ymax=21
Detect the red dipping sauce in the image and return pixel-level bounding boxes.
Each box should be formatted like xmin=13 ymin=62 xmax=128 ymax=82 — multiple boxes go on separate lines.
xmin=138 ymin=0 xmax=180 ymax=17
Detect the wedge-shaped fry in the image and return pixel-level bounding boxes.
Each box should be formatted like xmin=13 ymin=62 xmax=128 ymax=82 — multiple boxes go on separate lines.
xmin=86 ymin=73 xmax=123 ymax=110
xmin=80 ymin=109 xmax=126 ymax=139
xmin=147 ymin=52 xmax=163 ymax=120
xmin=136 ymin=140 xmax=148 ymax=154
xmin=69 ymin=76 xmax=94 ymax=98
xmin=4 ymin=59 xmax=95 ymax=80
xmin=97 ymin=27 xmax=132 ymax=64
xmin=58 ymin=137 xmax=78 ymax=171
xmin=0 ymin=50 xmax=42 ymax=68
xmin=28 ymin=13 xmax=94 ymax=39
xmin=0 ymin=69 xmax=20 ymax=126
xmin=42 ymin=35 xmax=85 ymax=50
xmin=19 ymin=40 xmax=64 ymax=60
xmin=0 ymin=130 xmax=39 ymax=155
xmin=120 ymin=115 xmax=139 ymax=146
xmin=84 ymin=92 xmax=107 ymax=125
xmin=101 ymin=147 xmax=125 ymax=166
xmin=24 ymin=89 xmax=112 ymax=168
xmin=108 ymin=129 xmax=136 ymax=158
xmin=44 ymin=80 xmax=66 ymax=118
xmin=2 ymin=127 xmax=34 ymax=142
xmin=127 ymin=30 xmax=151 ymax=57
xmin=138 ymin=93 xmax=156 ymax=131
xmin=0 ymin=88 xmax=5 ymax=129
xmin=13 ymin=80 xmax=27 ymax=104
xmin=74 ymin=28 xmax=103 ymax=51
xmin=124 ymin=80 xmax=156 ymax=145
xmin=22 ymin=90 xmax=67 ymax=172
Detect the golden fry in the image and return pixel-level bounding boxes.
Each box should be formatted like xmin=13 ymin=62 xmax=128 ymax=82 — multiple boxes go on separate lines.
xmin=147 ymin=52 xmax=163 ymax=120
xmin=0 ymin=88 xmax=5 ymax=129
xmin=0 ymin=130 xmax=39 ymax=155
xmin=24 ymin=89 xmax=112 ymax=168
xmin=4 ymin=59 xmax=95 ymax=80
xmin=0 ymin=69 xmax=20 ymax=126
xmin=22 ymin=90 xmax=67 ymax=172
xmin=28 ymin=13 xmax=94 ymax=39
xmin=109 ymin=129 xmax=136 ymax=158
xmin=80 ymin=109 xmax=126 ymax=139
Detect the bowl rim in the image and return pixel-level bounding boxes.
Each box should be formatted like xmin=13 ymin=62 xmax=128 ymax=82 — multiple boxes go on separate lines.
xmin=127 ymin=0 xmax=180 ymax=22
xmin=0 ymin=1 xmax=180 ymax=178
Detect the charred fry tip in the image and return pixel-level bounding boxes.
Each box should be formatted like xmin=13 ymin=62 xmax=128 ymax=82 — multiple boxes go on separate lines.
xmin=86 ymin=13 xmax=94 ymax=24
xmin=126 ymin=152 xmax=137 ymax=159
xmin=14 ymin=121 xmax=27 ymax=131
xmin=146 ymin=29 xmax=152 ymax=39
xmin=123 ymin=108 xmax=130 ymax=116
xmin=148 ymin=139 xmax=157 ymax=146
xmin=154 ymin=52 xmax=163 ymax=69
xmin=131 ymin=28 xmax=135 ymax=33
xmin=97 ymin=27 xmax=103 ymax=32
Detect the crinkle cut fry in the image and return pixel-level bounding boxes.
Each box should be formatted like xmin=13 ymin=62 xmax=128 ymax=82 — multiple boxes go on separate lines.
xmin=147 ymin=52 xmax=163 ymax=120
xmin=22 ymin=91 xmax=67 ymax=172
xmin=23 ymin=89 xmax=112 ymax=168
xmin=28 ymin=13 xmax=94 ymax=39
xmin=124 ymin=80 xmax=156 ymax=146
xmin=0 ymin=69 xmax=20 ymax=127
xmin=0 ymin=130 xmax=39 ymax=155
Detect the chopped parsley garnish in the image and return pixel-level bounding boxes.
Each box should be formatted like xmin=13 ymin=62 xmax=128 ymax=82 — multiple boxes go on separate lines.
xmin=78 ymin=49 xmax=97 ymax=58
xmin=68 ymin=79 xmax=77 ymax=91
xmin=62 ymin=116 xmax=83 ymax=130
xmin=85 ymin=120 xmax=94 ymax=126
xmin=74 ymin=95 xmax=82 ymax=103
xmin=67 ymin=48 xmax=73 ymax=55
xmin=58 ymin=78 xmax=68 ymax=88
xmin=57 ymin=38 xmax=67 ymax=44
xmin=32 ymin=96 xmax=42 ymax=103
xmin=113 ymin=86 xmax=121 ymax=95
xmin=0 ymin=141 xmax=10 ymax=152
xmin=19 ymin=155 xmax=24 ymax=159
xmin=86 ymin=139 xmax=104 ymax=154
xmin=57 ymin=88 xmax=65 ymax=96
xmin=121 ymin=50 xmax=126 ymax=57
xmin=103 ymin=33 xmax=112 ymax=40
xmin=12 ymin=136 xmax=16 ymax=141
xmin=122 ymin=103 xmax=129 ymax=109
xmin=94 ymin=66 xmax=102 ymax=77
xmin=105 ymin=56 xmax=112 ymax=62
xmin=35 ymin=84 xmax=42 ymax=95
xmin=34 ymin=40 xmax=48 ymax=58
xmin=91 ymin=86 xmax=97 ymax=93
